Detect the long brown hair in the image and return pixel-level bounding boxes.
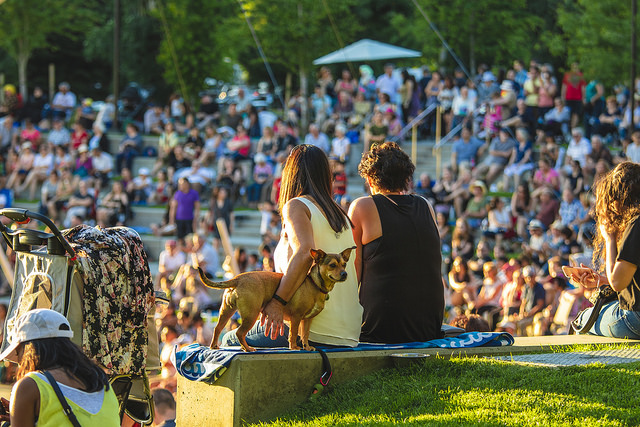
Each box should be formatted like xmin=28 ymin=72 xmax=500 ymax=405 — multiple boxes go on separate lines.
xmin=592 ymin=162 xmax=640 ymax=271
xmin=17 ymin=338 xmax=109 ymax=392
xmin=278 ymin=145 xmax=348 ymax=233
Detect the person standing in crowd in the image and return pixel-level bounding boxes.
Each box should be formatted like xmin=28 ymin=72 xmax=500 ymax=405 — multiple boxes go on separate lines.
xmin=349 ymin=142 xmax=444 ymax=343
xmin=222 ymin=144 xmax=362 ymax=349
xmin=568 ymin=162 xmax=640 ymax=338
xmin=0 ymin=309 xmax=119 ymax=426
xmin=169 ymin=177 xmax=200 ymax=243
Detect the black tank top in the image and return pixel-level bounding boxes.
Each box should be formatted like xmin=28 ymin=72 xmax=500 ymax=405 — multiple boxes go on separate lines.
xmin=359 ymin=194 xmax=444 ymax=343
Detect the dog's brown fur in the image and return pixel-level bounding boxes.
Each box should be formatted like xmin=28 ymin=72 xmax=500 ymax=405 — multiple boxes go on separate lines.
xmin=198 ymin=247 xmax=354 ymax=351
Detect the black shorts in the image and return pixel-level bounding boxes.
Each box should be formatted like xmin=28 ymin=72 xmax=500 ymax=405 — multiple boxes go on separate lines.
xmin=565 ymin=100 xmax=583 ymax=118
xmin=176 ymin=219 xmax=193 ymax=240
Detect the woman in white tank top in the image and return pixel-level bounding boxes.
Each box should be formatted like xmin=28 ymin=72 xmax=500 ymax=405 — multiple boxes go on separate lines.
xmin=221 ymin=145 xmax=362 ymax=348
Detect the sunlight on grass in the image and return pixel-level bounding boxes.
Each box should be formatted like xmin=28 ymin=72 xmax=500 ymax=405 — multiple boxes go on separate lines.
xmin=252 ymin=352 xmax=640 ymax=427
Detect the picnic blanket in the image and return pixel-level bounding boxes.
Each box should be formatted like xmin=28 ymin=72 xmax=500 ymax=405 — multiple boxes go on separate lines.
xmin=172 ymin=331 xmax=514 ymax=384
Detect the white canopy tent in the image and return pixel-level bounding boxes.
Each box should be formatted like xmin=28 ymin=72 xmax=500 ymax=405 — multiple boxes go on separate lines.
xmin=313 ymin=39 xmax=421 ymax=65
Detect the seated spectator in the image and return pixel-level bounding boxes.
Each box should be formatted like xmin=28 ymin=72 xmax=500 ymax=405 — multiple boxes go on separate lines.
xmin=471 ymin=262 xmax=506 ymax=328
xmin=414 ymin=172 xmax=437 ymax=205
xmin=443 ymin=167 xmax=473 ymax=218
xmin=437 ymin=211 xmax=452 ymax=256
xmin=595 ymin=95 xmax=622 ymax=141
xmin=184 ymin=127 xmax=204 ymax=159
xmin=247 ymin=153 xmax=273 ymax=207
xmin=384 ymin=108 xmax=402 ymax=139
xmin=217 ymin=157 xmax=245 ymax=203
xmin=90 ymin=145 xmax=114 ymax=193
xmin=76 ymin=97 xmax=96 ymax=130
xmin=223 ymin=103 xmax=242 ymax=131
xmin=451 ymin=218 xmax=475 ymax=261
xmin=226 ymin=124 xmax=252 ymax=161
xmin=584 ymin=135 xmax=612 ymax=180
xmin=451 ymin=126 xmax=485 ymax=174
xmin=199 ymin=125 xmax=223 ymax=166
xmin=484 ymin=197 xmax=512 ymax=242
xmin=116 ymin=123 xmax=142 ymax=174
xmin=503 ymin=127 xmax=534 ymax=191
xmin=531 ymin=157 xmax=561 ymax=199
xmin=432 ymin=167 xmax=456 ymax=213
xmin=625 ymin=129 xmax=640 ymax=164
xmin=174 ymin=159 xmax=214 ymax=194
xmin=95 ymin=94 xmax=115 ymax=130
xmin=303 ymin=123 xmax=330 ymax=154
xmin=511 ymin=183 xmax=534 ymax=239
xmin=364 ymin=110 xmax=387 ymax=151
xmin=468 ymin=239 xmax=493 ymax=280
xmin=63 ymin=180 xmax=95 ymax=228
xmin=149 ymin=169 xmax=173 ymax=205
xmin=534 ymin=188 xmax=560 ymax=229
xmin=191 ymin=233 xmax=219 ymax=278
xmin=88 ymin=121 xmax=110 ymax=154
xmin=38 ymin=171 xmax=59 ymax=216
xmin=451 ymin=86 xmax=476 ymax=131
xmin=500 ymin=262 xmax=524 ymax=320
xmin=19 ymin=143 xmax=53 ymax=200
xmin=448 ymin=256 xmax=477 ymax=313
xmin=130 ymin=167 xmax=153 ymax=204
xmin=46 ymin=167 xmax=75 ymax=224
xmin=473 ymin=127 xmax=516 ymax=185
xmin=461 ymin=180 xmax=487 ymax=229
xmin=6 ymin=142 xmax=34 ymax=193
xmin=330 ymin=159 xmax=347 ymax=203
xmin=330 ymin=123 xmax=351 ymax=164
xmin=542 ymin=97 xmax=571 ymax=137
xmin=50 ymin=81 xmax=76 ymax=121
xmin=70 ymin=121 xmax=89 ymax=151
xmin=559 ymin=187 xmax=583 ymax=231
xmin=196 ymin=94 xmax=220 ymax=129
xmin=72 ymin=144 xmax=94 ymax=186
xmin=255 ymin=126 xmax=278 ymax=162
xmin=564 ymin=159 xmax=585 ymax=196
xmin=206 ymin=185 xmax=235 ymax=249
xmin=563 ymin=127 xmax=591 ymax=174
xmin=515 ymin=265 xmax=546 ymax=333
xmin=96 ymin=181 xmax=130 ymax=228
xmin=523 ymin=219 xmax=550 ymax=265
xmin=157 ymin=239 xmax=186 ymax=294
xmin=23 ymin=86 xmax=47 ymax=128
xmin=19 ymin=118 xmax=40 ymax=146
xmin=47 ymin=118 xmax=71 ymax=148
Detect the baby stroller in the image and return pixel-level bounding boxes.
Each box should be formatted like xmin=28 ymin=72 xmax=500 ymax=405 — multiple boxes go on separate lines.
xmin=0 ymin=208 xmax=162 ymax=425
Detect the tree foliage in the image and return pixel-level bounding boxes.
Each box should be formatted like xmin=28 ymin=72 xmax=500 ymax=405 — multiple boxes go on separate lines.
xmin=554 ymin=0 xmax=635 ymax=85
xmin=151 ymin=0 xmax=247 ymax=106
xmin=0 ymin=0 xmax=96 ymax=98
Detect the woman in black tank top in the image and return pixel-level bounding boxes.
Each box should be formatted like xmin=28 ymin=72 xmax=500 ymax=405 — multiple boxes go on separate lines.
xmin=349 ymin=142 xmax=444 ymax=343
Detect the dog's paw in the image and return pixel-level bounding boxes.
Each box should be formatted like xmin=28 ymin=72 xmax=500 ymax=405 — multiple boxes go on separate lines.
xmin=209 ymin=344 xmax=220 ymax=349
xmin=289 ymin=344 xmax=301 ymax=351
xmin=303 ymin=344 xmax=316 ymax=351
xmin=242 ymin=345 xmax=257 ymax=352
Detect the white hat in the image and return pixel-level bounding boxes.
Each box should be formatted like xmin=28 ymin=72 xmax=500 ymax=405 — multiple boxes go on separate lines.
xmin=0 ymin=309 xmax=74 ymax=362
xmin=482 ymin=71 xmax=496 ymax=82
xmin=138 ymin=167 xmax=150 ymax=176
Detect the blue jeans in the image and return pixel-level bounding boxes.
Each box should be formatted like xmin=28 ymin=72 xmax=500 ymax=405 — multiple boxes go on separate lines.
xmin=221 ymin=321 xmax=290 ymax=348
xmin=573 ymin=301 xmax=640 ymax=339
xmin=220 ymin=321 xmax=343 ymax=349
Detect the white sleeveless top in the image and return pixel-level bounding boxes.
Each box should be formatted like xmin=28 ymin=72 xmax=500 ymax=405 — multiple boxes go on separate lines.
xmin=274 ymin=196 xmax=362 ymax=346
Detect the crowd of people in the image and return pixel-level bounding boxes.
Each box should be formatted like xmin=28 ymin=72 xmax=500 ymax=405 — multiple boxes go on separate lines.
xmin=1 ymin=57 xmax=640 ymax=424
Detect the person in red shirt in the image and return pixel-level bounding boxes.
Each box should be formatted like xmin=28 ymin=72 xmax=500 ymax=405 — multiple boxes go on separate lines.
xmin=561 ymin=62 xmax=586 ymax=129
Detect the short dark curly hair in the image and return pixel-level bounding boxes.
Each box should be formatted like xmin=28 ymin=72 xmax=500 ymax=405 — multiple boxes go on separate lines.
xmin=358 ymin=142 xmax=414 ymax=192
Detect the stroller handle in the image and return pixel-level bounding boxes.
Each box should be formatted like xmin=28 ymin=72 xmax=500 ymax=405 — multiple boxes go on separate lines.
xmin=0 ymin=208 xmax=77 ymax=259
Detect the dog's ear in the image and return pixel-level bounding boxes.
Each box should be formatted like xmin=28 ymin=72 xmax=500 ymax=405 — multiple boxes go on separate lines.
xmin=341 ymin=246 xmax=356 ymax=262
xmin=310 ymin=248 xmax=326 ymax=262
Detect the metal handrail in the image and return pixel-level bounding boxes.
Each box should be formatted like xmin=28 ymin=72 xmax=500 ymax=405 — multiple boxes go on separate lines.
xmin=389 ymin=103 xmax=438 ymax=142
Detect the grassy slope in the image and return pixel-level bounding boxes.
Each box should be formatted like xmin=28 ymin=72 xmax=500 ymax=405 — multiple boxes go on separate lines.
xmin=252 ymin=351 xmax=640 ymax=426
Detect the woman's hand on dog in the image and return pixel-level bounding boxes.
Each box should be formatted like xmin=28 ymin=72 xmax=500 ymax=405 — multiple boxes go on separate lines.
xmin=261 ymin=300 xmax=286 ymax=339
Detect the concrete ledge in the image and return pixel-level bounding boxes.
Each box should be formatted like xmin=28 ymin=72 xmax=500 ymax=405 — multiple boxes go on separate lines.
xmin=176 ymin=335 xmax=640 ymax=427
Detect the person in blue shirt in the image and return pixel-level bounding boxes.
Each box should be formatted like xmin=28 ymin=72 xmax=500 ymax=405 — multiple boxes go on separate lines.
xmin=451 ymin=126 xmax=485 ymax=174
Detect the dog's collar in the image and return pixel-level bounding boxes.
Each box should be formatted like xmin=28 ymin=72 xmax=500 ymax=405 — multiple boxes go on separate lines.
xmin=310 ymin=268 xmax=330 ymax=294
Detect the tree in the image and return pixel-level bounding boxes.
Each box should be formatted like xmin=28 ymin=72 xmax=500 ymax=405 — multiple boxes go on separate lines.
xmin=151 ymin=0 xmax=248 ymax=107
xmin=247 ymin=0 xmax=361 ymax=127
xmin=388 ymin=0 xmax=544 ymax=75
xmin=553 ymin=0 xmax=636 ymax=85
xmin=0 ymin=0 xmax=95 ymax=99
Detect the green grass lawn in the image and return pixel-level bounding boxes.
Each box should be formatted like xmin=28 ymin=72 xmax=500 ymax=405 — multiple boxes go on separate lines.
xmin=252 ymin=348 xmax=640 ymax=426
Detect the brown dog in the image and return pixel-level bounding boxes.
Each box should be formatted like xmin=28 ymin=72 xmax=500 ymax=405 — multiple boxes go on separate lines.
xmin=197 ymin=247 xmax=354 ymax=352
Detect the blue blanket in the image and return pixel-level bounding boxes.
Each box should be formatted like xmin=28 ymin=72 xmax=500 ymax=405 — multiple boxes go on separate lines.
xmin=172 ymin=332 xmax=514 ymax=384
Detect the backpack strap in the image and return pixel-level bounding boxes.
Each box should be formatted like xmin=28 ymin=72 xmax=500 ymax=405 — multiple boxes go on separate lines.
xmin=40 ymin=371 xmax=83 ymax=427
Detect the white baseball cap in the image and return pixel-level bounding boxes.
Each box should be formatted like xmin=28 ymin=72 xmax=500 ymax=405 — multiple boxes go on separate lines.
xmin=0 ymin=309 xmax=74 ymax=362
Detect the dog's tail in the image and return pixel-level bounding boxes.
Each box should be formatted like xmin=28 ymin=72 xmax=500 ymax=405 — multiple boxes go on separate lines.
xmin=197 ymin=267 xmax=236 ymax=289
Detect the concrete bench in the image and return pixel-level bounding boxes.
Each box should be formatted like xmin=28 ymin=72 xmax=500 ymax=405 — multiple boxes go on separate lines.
xmin=175 ymin=335 xmax=640 ymax=426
